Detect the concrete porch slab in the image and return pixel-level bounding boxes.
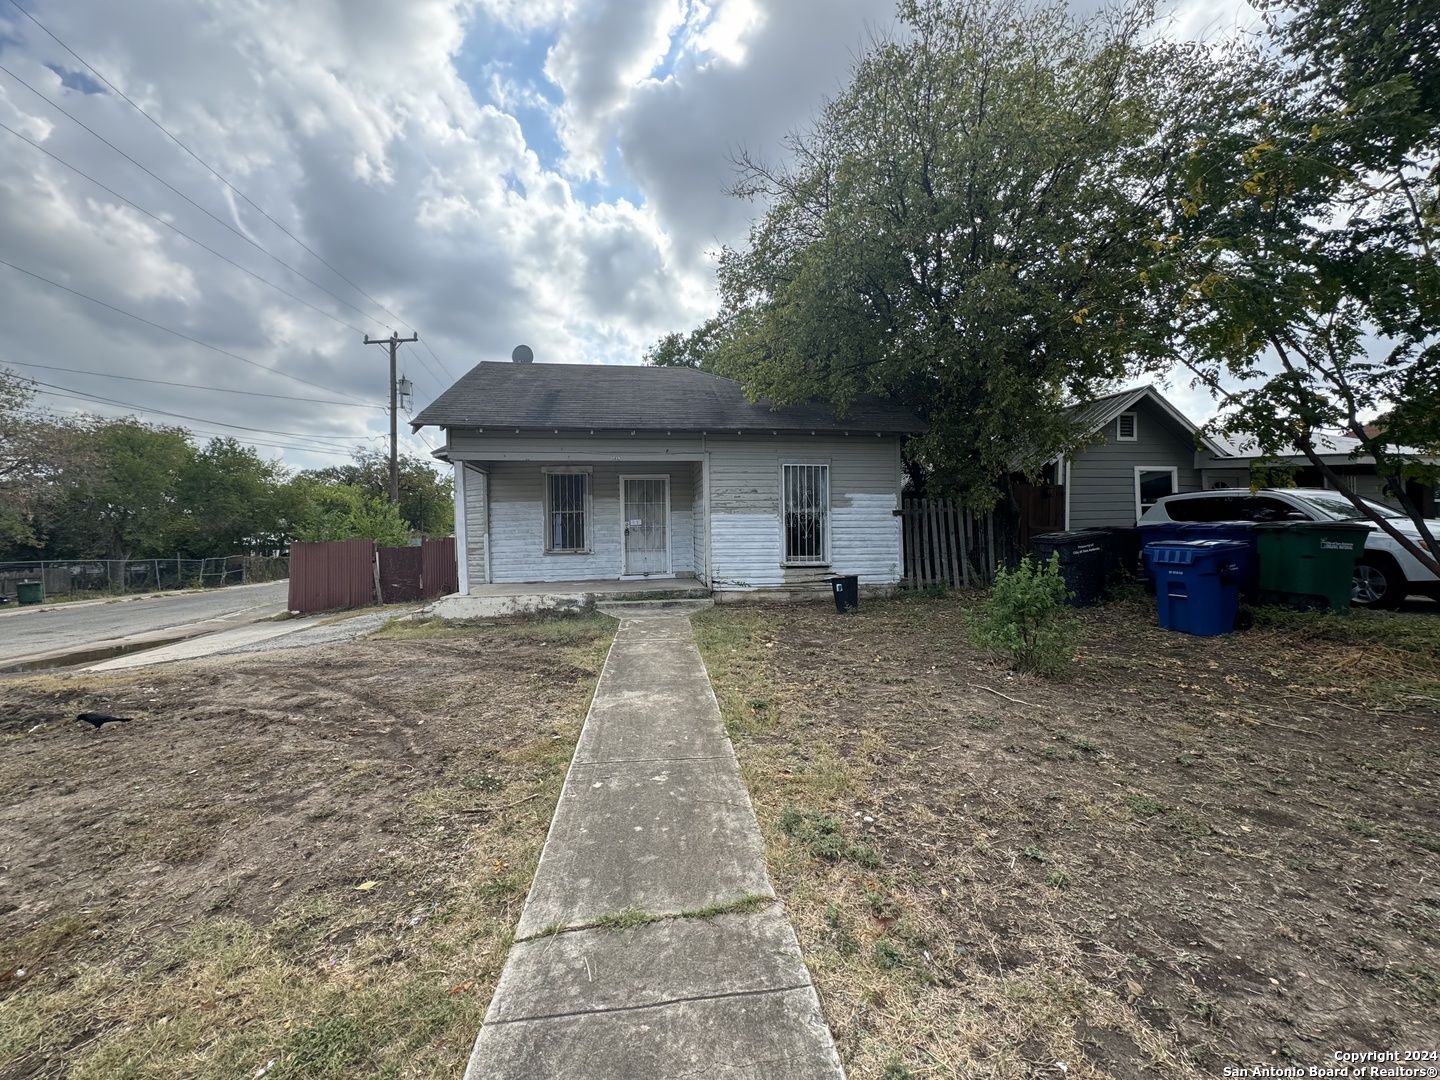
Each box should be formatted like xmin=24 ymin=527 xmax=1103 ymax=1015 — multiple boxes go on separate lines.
xmin=425 ymin=576 xmax=709 ymax=619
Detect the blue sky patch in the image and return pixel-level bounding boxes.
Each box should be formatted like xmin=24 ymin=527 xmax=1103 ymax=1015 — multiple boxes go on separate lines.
xmin=46 ymin=63 xmax=106 ymax=94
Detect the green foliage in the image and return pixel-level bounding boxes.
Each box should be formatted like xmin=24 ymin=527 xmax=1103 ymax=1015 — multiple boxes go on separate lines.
xmin=652 ymin=0 xmax=1221 ymax=504
xmin=288 ymin=480 xmax=411 ymax=546
xmin=778 ymin=807 xmax=881 ymax=867
xmin=966 ymin=554 xmax=1079 ymax=675
xmin=1124 ymin=795 xmax=1166 ymax=818
xmin=300 ymin=447 xmax=452 ymax=536
xmin=1166 ymin=0 xmax=1440 ymax=570
xmin=0 ymin=379 xmax=450 ymax=560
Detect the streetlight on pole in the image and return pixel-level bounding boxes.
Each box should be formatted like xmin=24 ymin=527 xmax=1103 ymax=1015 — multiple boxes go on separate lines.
xmin=364 ymin=331 xmax=418 ymax=504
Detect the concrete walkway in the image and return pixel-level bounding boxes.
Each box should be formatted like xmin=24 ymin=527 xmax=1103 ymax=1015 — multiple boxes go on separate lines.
xmin=465 ymin=609 xmax=845 ymax=1079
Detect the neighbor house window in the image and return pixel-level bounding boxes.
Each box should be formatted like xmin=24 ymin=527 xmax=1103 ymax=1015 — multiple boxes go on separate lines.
xmin=1117 ymin=412 xmax=1137 ymax=441
xmin=782 ymin=464 xmax=829 ymax=565
xmin=544 ymin=469 xmax=590 ymax=553
xmin=1135 ymin=466 xmax=1178 ymax=520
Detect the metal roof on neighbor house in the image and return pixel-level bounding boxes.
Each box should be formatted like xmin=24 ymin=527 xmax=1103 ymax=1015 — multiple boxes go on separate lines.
xmin=1063 ymin=384 xmax=1230 ymax=455
xmin=411 ymin=362 xmax=925 ymax=435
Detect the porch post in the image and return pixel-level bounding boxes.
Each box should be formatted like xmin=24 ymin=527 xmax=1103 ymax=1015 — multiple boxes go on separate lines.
xmin=702 ymin=446 xmax=713 ymax=587
xmin=453 ymin=461 xmax=468 ymax=595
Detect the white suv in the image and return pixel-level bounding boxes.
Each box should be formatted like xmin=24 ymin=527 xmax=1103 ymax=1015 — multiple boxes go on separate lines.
xmin=1138 ymin=488 xmax=1438 ymax=609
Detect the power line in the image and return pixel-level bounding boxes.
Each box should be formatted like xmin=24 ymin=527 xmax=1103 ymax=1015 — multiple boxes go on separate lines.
xmin=401 ymin=341 xmax=445 ymax=392
xmin=5 ymin=0 xmax=443 ymax=350
xmin=0 ymin=256 xmax=376 ymax=404
xmin=0 ymin=119 xmax=369 ymax=336
xmin=26 ymin=377 xmax=371 ymax=443
xmin=3 ymin=360 xmax=385 ymax=409
xmin=418 ymin=336 xmax=456 ymax=381
xmin=0 ymin=63 xmax=388 ymax=332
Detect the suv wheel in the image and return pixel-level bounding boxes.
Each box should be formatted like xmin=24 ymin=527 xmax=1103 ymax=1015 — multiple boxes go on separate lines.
xmin=1352 ymin=555 xmax=1404 ymax=610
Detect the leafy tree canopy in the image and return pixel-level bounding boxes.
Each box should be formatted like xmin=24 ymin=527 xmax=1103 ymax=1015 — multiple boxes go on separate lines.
xmin=1168 ymin=0 xmax=1439 ymax=571
xmin=286 ymin=479 xmax=411 ymax=547
xmin=0 ymin=371 xmax=452 ymax=561
xmin=657 ymin=0 xmax=1221 ymax=504
xmin=299 ymin=447 xmax=452 ymax=537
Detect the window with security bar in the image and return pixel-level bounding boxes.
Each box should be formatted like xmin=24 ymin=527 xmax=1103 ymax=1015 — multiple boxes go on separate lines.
xmin=545 ymin=471 xmax=588 ymax=553
xmin=783 ymin=464 xmax=829 ymax=565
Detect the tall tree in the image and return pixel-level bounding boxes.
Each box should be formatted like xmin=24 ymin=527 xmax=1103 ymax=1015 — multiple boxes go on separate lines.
xmin=174 ymin=438 xmax=292 ymax=557
xmin=1168 ymin=0 xmax=1439 ymax=573
xmin=301 ymin=447 xmax=452 ymax=536
xmin=664 ymin=0 xmax=1219 ymax=506
xmin=43 ymin=420 xmax=196 ymax=560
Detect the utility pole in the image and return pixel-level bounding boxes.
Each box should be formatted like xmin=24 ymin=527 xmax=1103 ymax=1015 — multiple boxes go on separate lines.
xmin=364 ymin=331 xmax=418 ymax=504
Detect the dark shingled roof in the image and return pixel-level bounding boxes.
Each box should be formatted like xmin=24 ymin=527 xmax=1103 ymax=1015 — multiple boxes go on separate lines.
xmin=411 ymin=362 xmax=924 ymax=435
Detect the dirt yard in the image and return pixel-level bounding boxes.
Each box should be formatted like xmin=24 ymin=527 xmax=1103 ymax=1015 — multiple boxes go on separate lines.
xmin=0 ymin=612 xmax=616 ymax=1080
xmin=693 ymin=595 xmax=1440 ymax=1080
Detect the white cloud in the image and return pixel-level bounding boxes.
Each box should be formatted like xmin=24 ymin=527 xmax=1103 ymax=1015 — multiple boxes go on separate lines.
xmin=0 ymin=0 xmax=1249 ymax=471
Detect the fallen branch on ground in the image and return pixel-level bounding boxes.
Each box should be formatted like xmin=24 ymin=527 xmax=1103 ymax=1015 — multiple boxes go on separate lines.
xmin=968 ymin=683 xmax=1039 ymax=709
xmin=456 ymin=793 xmax=541 ymax=814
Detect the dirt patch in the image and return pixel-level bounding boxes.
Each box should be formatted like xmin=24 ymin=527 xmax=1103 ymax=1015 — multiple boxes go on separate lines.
xmin=694 ymin=594 xmax=1440 ymax=1079
xmin=0 ymin=612 xmax=615 ymax=1080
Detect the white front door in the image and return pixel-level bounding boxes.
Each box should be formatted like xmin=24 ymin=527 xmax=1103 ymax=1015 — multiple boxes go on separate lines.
xmin=622 ymin=476 xmax=669 ymax=575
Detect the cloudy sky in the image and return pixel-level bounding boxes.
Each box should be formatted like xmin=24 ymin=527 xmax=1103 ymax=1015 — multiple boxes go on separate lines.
xmin=0 ymin=0 xmax=1256 ymax=469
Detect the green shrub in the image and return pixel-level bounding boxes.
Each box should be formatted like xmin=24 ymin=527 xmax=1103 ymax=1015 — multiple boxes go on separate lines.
xmin=966 ymin=553 xmax=1080 ymax=675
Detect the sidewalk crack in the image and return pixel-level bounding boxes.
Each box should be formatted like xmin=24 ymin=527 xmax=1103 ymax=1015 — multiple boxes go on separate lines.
xmin=486 ymin=982 xmax=814 ymax=1027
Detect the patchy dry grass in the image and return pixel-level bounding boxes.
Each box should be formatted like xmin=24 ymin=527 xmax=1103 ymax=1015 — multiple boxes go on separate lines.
xmin=693 ymin=594 xmax=1440 ymax=1079
xmin=0 ymin=611 xmax=616 ymax=1079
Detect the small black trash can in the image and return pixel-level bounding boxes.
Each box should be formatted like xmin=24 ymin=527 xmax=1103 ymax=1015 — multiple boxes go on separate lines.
xmin=1030 ymin=530 xmax=1110 ymax=606
xmin=829 ymin=574 xmax=859 ymax=613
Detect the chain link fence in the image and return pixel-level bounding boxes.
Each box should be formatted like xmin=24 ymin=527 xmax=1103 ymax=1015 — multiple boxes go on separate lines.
xmin=0 ymin=555 xmax=289 ymax=602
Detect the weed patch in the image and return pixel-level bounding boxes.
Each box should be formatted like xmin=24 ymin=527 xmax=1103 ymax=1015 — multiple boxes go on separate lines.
xmin=779 ymin=808 xmax=882 ymax=868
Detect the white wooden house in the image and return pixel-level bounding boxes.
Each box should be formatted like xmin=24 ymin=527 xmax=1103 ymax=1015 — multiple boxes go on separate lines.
xmin=411 ymin=361 xmax=922 ymax=609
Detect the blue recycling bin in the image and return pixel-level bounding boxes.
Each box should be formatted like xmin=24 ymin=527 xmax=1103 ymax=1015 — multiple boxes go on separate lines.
xmin=1137 ymin=522 xmax=1258 ymax=599
xmin=1142 ymin=540 xmax=1249 ymax=636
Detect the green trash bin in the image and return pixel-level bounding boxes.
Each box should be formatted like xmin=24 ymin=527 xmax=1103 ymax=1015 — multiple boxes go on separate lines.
xmin=16 ymin=580 xmax=44 ymax=605
xmin=1254 ymin=522 xmax=1369 ymax=611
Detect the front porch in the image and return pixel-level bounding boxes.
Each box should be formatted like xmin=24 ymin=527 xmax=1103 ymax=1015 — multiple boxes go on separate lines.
xmin=424 ymin=575 xmax=710 ymax=619
xmin=454 ymin=455 xmax=706 ymax=593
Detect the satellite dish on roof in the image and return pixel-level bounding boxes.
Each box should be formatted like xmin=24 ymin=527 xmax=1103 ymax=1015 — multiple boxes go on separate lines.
xmin=511 ymin=344 xmax=534 ymax=364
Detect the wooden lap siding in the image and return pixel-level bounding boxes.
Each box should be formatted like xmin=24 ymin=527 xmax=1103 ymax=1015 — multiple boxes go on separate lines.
xmin=1067 ymin=398 xmax=1202 ymax=529
xmin=707 ymin=435 xmax=902 ymax=590
xmin=482 ymin=462 xmax=696 ymax=583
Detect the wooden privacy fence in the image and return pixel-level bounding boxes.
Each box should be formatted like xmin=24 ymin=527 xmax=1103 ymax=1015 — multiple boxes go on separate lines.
xmin=288 ymin=537 xmax=457 ymax=613
xmin=900 ymin=499 xmax=1003 ymax=589
xmin=421 ymin=536 xmax=458 ymax=599
xmin=288 ymin=539 xmax=376 ymax=613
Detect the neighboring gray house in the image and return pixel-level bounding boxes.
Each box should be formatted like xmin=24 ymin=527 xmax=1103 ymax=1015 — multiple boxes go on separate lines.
xmin=1058 ymin=385 xmax=1230 ymax=529
xmin=1055 ymin=385 xmax=1437 ymax=528
xmin=412 ymin=361 xmax=922 ymax=601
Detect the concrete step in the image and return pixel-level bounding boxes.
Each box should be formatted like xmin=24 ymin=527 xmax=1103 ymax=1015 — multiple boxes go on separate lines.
xmin=595 ymin=598 xmax=715 ymax=616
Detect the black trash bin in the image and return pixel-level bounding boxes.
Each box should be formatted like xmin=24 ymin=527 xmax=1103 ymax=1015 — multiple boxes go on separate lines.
xmin=829 ymin=574 xmax=859 ymax=613
xmin=1030 ymin=530 xmax=1110 ymax=606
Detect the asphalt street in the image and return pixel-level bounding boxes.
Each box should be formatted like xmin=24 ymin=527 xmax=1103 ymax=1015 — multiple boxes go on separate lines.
xmin=0 ymin=581 xmax=291 ymax=666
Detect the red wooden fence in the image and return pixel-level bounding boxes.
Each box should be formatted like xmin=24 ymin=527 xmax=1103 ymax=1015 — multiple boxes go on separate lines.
xmin=420 ymin=536 xmax=457 ymax=598
xmin=378 ymin=546 xmax=423 ymax=603
xmin=288 ymin=539 xmax=376 ymax=613
xmin=288 ymin=537 xmax=459 ymax=613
